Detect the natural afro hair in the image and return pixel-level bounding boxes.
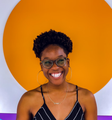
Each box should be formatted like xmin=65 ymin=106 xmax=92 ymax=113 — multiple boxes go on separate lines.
xmin=33 ymin=29 xmax=72 ymax=59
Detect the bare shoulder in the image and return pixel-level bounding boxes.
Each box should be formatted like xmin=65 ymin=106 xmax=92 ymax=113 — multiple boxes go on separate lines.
xmin=78 ymin=86 xmax=96 ymax=103
xmin=68 ymin=83 xmax=97 ymax=108
xmin=18 ymin=87 xmax=41 ymax=104
xmin=17 ymin=84 xmax=48 ymax=109
xmin=17 ymin=87 xmax=42 ymax=113
xmin=68 ymin=83 xmax=95 ymax=99
xmin=78 ymin=86 xmax=97 ymax=120
xmin=16 ymin=86 xmax=43 ymax=120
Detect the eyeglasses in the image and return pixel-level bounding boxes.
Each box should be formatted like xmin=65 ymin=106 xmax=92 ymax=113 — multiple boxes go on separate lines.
xmin=40 ymin=57 xmax=68 ymax=69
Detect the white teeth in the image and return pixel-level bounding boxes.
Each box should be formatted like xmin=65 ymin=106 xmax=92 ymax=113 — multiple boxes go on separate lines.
xmin=51 ymin=73 xmax=61 ymax=78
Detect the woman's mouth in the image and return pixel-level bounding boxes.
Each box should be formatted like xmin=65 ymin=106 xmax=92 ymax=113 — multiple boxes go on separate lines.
xmin=50 ymin=72 xmax=63 ymax=79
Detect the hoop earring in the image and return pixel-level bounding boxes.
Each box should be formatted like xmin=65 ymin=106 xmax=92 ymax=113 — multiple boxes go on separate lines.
xmin=66 ymin=66 xmax=72 ymax=82
xmin=37 ymin=70 xmax=48 ymax=85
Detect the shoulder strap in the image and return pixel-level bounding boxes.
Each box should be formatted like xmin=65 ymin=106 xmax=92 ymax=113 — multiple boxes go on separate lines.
xmin=40 ymin=85 xmax=45 ymax=103
xmin=76 ymin=85 xmax=78 ymax=101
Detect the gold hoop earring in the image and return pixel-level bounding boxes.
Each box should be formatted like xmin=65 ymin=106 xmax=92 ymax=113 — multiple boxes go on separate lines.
xmin=66 ymin=66 xmax=72 ymax=82
xmin=37 ymin=70 xmax=48 ymax=85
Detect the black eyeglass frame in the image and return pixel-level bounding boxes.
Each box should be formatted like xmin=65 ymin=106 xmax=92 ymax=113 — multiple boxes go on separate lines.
xmin=40 ymin=57 xmax=69 ymax=69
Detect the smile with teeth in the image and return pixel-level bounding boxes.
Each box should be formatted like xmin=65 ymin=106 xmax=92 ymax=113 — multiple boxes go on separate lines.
xmin=51 ymin=72 xmax=62 ymax=78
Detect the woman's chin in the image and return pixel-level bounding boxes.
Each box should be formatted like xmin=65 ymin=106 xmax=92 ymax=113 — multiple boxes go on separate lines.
xmin=49 ymin=78 xmax=66 ymax=86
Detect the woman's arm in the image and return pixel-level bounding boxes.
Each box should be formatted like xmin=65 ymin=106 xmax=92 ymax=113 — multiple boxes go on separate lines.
xmin=84 ymin=91 xmax=97 ymax=120
xmin=16 ymin=93 xmax=31 ymax=120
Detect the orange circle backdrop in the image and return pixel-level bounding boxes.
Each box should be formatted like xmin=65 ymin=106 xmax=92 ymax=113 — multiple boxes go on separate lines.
xmin=3 ymin=0 xmax=112 ymax=93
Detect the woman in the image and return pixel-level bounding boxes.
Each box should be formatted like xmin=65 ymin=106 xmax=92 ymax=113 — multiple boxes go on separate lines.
xmin=16 ymin=30 xmax=97 ymax=120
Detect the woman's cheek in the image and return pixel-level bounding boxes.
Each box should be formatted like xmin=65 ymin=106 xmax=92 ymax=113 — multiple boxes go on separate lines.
xmin=64 ymin=67 xmax=69 ymax=79
xmin=43 ymin=70 xmax=49 ymax=79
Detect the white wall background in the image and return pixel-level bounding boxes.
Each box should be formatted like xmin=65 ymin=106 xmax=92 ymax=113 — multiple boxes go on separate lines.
xmin=0 ymin=0 xmax=26 ymax=113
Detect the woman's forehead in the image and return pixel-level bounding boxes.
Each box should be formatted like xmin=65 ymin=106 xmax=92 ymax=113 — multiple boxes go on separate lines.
xmin=41 ymin=45 xmax=66 ymax=60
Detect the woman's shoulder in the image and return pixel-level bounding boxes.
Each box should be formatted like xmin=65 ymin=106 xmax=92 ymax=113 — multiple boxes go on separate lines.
xmin=68 ymin=83 xmax=95 ymax=102
xmin=76 ymin=86 xmax=97 ymax=119
xmin=17 ymin=86 xmax=46 ymax=119
xmin=77 ymin=86 xmax=97 ymax=111
xmin=78 ymin=86 xmax=95 ymax=100
xmin=18 ymin=86 xmax=42 ymax=105
xmin=68 ymin=83 xmax=97 ymax=114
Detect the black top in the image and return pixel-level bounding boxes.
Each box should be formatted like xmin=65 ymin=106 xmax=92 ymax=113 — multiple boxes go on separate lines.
xmin=32 ymin=85 xmax=84 ymax=120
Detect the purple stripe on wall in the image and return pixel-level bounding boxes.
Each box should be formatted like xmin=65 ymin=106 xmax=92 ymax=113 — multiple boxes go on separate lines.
xmin=0 ymin=113 xmax=16 ymax=120
xmin=0 ymin=113 xmax=112 ymax=120
xmin=98 ymin=116 xmax=112 ymax=120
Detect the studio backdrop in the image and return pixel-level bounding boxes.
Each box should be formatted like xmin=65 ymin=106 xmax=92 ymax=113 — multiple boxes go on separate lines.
xmin=0 ymin=0 xmax=112 ymax=120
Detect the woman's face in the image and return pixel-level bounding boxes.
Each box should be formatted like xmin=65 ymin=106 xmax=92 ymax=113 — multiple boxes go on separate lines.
xmin=40 ymin=45 xmax=69 ymax=85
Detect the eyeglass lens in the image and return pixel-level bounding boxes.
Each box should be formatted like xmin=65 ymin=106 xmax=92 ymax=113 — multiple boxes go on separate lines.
xmin=43 ymin=58 xmax=66 ymax=68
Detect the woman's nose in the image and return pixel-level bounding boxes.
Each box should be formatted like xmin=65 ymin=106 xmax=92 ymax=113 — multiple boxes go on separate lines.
xmin=51 ymin=62 xmax=59 ymax=69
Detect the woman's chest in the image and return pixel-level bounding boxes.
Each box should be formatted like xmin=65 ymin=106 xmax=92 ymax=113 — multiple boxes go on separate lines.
xmin=30 ymin=99 xmax=84 ymax=120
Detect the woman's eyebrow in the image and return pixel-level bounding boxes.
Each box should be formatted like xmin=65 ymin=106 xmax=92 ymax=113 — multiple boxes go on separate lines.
xmin=43 ymin=57 xmax=49 ymax=60
xmin=42 ymin=55 xmax=65 ymax=60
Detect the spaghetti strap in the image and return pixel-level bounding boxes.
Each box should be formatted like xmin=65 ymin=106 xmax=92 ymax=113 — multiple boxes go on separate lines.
xmin=40 ymin=85 xmax=45 ymax=103
xmin=76 ymin=85 xmax=78 ymax=101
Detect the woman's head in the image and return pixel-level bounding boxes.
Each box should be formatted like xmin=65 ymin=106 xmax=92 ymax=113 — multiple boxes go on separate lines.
xmin=33 ymin=30 xmax=73 ymax=85
xmin=33 ymin=29 xmax=72 ymax=60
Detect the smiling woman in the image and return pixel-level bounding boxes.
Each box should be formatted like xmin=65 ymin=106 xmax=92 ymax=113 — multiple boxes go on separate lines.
xmin=16 ymin=30 xmax=97 ymax=120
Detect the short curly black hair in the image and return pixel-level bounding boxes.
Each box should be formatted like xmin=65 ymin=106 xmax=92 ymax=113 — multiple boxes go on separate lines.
xmin=33 ymin=29 xmax=72 ymax=59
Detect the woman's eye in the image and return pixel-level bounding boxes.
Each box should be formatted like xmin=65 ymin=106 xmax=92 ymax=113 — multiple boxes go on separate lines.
xmin=44 ymin=61 xmax=51 ymax=65
xmin=57 ymin=59 xmax=64 ymax=64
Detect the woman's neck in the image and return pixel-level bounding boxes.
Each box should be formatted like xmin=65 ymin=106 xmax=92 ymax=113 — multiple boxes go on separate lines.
xmin=46 ymin=81 xmax=68 ymax=93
